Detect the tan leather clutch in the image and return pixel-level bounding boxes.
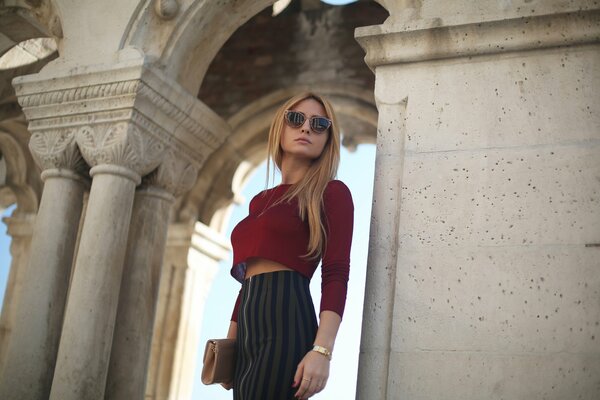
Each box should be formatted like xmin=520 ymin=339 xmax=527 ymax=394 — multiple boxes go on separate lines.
xmin=201 ymin=338 xmax=236 ymax=385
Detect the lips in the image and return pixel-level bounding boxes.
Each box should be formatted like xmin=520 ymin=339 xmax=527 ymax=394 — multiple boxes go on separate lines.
xmin=295 ymin=138 xmax=311 ymax=144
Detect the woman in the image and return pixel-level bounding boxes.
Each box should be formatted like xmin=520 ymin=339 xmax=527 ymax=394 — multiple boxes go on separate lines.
xmin=223 ymin=92 xmax=354 ymax=399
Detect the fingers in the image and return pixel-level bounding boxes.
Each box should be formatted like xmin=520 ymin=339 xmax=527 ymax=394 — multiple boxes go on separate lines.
xmin=293 ymin=361 xmax=304 ymax=388
xmin=294 ymin=377 xmax=327 ymax=399
xmin=294 ymin=376 xmax=312 ymax=399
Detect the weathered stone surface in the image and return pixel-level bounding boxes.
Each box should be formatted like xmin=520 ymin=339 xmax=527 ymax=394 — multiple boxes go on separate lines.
xmin=357 ymin=2 xmax=600 ymax=399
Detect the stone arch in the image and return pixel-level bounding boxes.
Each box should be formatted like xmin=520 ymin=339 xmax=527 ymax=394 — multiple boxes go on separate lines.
xmin=125 ymin=0 xmax=389 ymax=94
xmin=0 ymin=0 xmax=62 ymax=59
xmin=124 ymin=0 xmax=276 ymax=93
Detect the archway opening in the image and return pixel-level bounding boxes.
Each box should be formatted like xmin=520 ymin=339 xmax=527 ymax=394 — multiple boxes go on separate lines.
xmin=182 ymin=1 xmax=386 ymax=398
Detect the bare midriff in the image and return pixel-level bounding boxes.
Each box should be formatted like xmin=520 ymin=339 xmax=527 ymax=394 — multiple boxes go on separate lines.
xmin=244 ymin=256 xmax=294 ymax=279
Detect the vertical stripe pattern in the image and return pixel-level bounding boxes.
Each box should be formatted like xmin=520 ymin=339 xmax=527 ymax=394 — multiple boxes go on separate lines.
xmin=233 ymin=270 xmax=318 ymax=400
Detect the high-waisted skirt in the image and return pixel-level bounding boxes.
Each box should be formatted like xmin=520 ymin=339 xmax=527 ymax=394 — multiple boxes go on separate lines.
xmin=233 ymin=270 xmax=318 ymax=400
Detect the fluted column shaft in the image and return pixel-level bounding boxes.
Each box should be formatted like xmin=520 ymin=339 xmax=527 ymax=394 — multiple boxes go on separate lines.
xmin=0 ymin=169 xmax=87 ymax=399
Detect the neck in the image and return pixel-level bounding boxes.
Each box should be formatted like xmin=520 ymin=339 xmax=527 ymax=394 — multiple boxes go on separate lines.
xmin=280 ymin=155 xmax=311 ymax=185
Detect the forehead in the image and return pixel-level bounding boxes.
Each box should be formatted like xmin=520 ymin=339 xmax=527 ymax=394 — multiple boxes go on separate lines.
xmin=290 ymin=98 xmax=327 ymax=116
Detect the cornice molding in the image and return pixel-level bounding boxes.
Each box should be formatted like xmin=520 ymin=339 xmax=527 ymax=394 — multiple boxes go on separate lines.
xmin=355 ymin=9 xmax=600 ymax=70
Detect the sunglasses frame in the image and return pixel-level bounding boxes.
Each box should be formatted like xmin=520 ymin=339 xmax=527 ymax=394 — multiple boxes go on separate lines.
xmin=283 ymin=110 xmax=332 ymax=134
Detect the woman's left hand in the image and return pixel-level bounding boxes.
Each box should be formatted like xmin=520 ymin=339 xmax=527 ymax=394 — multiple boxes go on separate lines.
xmin=292 ymin=350 xmax=330 ymax=399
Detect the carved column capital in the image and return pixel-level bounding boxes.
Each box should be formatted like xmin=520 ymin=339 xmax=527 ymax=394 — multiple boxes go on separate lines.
xmin=28 ymin=129 xmax=88 ymax=183
xmin=142 ymin=150 xmax=198 ymax=198
xmin=75 ymin=123 xmax=165 ymax=183
xmin=3 ymin=212 xmax=35 ymax=238
xmin=3 ymin=211 xmax=36 ymax=256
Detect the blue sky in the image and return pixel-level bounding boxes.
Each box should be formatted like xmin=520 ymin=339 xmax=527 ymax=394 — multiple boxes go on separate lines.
xmin=0 ymin=143 xmax=375 ymax=399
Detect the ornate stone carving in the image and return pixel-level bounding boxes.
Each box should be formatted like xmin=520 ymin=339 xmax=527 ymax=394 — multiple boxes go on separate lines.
xmin=28 ymin=129 xmax=87 ymax=175
xmin=18 ymin=80 xmax=141 ymax=109
xmin=136 ymin=81 xmax=223 ymax=151
xmin=14 ymin=64 xmax=229 ymax=183
xmin=76 ymin=123 xmax=165 ymax=177
xmin=143 ymin=150 xmax=198 ymax=197
xmin=154 ymin=0 xmax=179 ymax=20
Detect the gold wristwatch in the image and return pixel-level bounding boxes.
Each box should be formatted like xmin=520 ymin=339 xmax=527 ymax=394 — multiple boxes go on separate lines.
xmin=311 ymin=345 xmax=332 ymax=361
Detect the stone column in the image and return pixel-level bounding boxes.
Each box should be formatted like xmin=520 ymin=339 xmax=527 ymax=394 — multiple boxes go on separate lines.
xmin=105 ymin=152 xmax=198 ymax=400
xmin=9 ymin=60 xmax=228 ymax=400
xmin=0 ymin=211 xmax=35 ymax=369
xmin=355 ymin=1 xmax=600 ymax=399
xmin=49 ymin=124 xmax=164 ymax=400
xmin=145 ymin=222 xmax=227 ymax=400
xmin=0 ymin=131 xmax=88 ymax=400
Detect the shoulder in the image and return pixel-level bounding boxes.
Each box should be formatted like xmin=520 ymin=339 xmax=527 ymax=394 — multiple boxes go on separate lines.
xmin=248 ymin=189 xmax=267 ymax=209
xmin=324 ymin=180 xmax=354 ymax=207
xmin=325 ymin=179 xmax=352 ymax=196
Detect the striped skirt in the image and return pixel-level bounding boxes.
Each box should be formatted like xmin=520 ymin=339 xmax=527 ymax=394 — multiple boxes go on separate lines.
xmin=233 ymin=270 xmax=318 ymax=400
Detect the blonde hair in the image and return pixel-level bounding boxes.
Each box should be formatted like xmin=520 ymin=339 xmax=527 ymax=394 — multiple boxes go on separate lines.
xmin=264 ymin=92 xmax=341 ymax=260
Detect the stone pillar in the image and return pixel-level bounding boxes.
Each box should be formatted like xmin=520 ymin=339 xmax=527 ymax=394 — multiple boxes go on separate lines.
xmin=356 ymin=101 xmax=406 ymax=399
xmin=8 ymin=60 xmax=228 ymax=400
xmin=105 ymin=153 xmax=198 ymax=400
xmin=145 ymin=222 xmax=228 ymax=400
xmin=48 ymin=125 xmax=163 ymax=400
xmin=0 ymin=131 xmax=87 ymax=400
xmin=0 ymin=211 xmax=35 ymax=369
xmin=9 ymin=59 xmax=230 ymax=400
xmin=355 ymin=1 xmax=600 ymax=399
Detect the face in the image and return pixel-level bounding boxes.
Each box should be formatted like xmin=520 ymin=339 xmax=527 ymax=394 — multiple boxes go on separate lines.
xmin=280 ymin=98 xmax=330 ymax=162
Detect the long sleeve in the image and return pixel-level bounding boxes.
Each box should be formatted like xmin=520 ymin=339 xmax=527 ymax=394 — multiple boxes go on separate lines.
xmin=319 ymin=180 xmax=354 ymax=319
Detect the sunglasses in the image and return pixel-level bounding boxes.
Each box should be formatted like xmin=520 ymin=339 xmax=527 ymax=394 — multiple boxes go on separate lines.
xmin=283 ymin=110 xmax=332 ymax=133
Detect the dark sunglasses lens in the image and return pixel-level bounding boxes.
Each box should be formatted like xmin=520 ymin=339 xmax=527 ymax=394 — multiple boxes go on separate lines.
xmin=310 ymin=117 xmax=331 ymax=132
xmin=285 ymin=111 xmax=305 ymax=127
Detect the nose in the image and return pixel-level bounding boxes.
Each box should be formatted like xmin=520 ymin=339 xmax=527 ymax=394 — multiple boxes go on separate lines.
xmin=300 ymin=118 xmax=311 ymax=134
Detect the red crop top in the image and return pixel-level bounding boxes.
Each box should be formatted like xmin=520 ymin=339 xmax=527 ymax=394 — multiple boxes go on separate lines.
xmin=229 ymin=180 xmax=354 ymax=322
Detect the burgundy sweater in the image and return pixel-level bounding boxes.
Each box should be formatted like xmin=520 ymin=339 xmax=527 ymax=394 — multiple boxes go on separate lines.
xmin=229 ymin=180 xmax=354 ymax=322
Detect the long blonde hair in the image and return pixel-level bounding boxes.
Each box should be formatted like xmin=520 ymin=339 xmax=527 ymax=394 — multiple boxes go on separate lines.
xmin=265 ymin=92 xmax=341 ymax=260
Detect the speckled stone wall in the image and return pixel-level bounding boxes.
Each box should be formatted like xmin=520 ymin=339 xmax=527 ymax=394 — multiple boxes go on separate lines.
xmin=383 ymin=40 xmax=600 ymax=400
xmin=355 ymin=3 xmax=600 ymax=397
